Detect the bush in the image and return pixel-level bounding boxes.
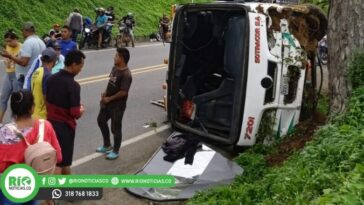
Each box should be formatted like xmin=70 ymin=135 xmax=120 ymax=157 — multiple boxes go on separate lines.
xmin=0 ymin=0 xmax=211 ymax=41
xmin=348 ymin=50 xmax=364 ymax=89
xmin=188 ymin=52 xmax=364 ymax=205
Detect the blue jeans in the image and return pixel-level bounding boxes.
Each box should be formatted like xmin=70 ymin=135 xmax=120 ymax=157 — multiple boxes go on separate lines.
xmin=0 ymin=72 xmax=19 ymax=113
xmin=71 ymin=30 xmax=80 ymax=42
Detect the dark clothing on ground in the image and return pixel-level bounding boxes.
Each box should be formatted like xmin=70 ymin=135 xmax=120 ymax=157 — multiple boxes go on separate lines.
xmin=162 ymin=134 xmax=201 ymax=165
xmin=98 ymin=67 xmax=132 ymax=153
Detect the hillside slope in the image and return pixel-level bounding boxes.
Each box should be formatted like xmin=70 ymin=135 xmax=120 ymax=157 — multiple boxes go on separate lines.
xmin=0 ymin=0 xmax=209 ymax=42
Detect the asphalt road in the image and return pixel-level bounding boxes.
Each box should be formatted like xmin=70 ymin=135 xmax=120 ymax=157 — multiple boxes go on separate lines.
xmin=0 ymin=42 xmax=171 ymax=161
xmin=0 ymin=42 xmax=181 ymax=204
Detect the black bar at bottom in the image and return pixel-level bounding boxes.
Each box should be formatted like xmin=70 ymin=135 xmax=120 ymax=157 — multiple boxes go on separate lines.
xmin=34 ymin=188 xmax=103 ymax=201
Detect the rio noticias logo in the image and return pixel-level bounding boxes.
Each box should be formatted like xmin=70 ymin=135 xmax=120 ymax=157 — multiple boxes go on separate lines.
xmin=0 ymin=164 xmax=40 ymax=203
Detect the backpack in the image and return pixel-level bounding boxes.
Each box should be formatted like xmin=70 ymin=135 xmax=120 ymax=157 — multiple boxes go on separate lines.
xmin=9 ymin=120 xmax=57 ymax=174
xmin=161 ymin=132 xmax=187 ymax=156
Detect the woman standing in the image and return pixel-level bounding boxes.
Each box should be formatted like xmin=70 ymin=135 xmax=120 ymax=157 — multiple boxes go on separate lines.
xmin=0 ymin=90 xmax=62 ymax=205
xmin=0 ymin=30 xmax=22 ymax=123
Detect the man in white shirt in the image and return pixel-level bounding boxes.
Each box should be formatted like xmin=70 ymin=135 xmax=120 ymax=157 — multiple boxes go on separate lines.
xmin=1 ymin=21 xmax=46 ymax=88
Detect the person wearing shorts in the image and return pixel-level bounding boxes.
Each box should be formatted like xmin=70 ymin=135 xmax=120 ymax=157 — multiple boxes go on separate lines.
xmin=46 ymin=50 xmax=85 ymax=175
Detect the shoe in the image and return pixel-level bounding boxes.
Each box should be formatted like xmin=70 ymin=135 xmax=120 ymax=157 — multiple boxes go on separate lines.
xmin=96 ymin=146 xmax=113 ymax=153
xmin=106 ymin=151 xmax=119 ymax=160
xmin=106 ymin=150 xmax=113 ymax=154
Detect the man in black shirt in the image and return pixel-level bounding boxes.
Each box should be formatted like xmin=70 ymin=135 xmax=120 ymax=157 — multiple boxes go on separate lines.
xmin=105 ymin=6 xmax=115 ymax=24
xmin=46 ymin=50 xmax=86 ymax=174
xmin=96 ymin=47 xmax=132 ymax=160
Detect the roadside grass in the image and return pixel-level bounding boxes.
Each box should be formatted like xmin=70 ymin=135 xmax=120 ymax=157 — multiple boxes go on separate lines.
xmin=188 ymin=53 xmax=364 ymax=205
xmin=0 ymin=0 xmax=210 ymax=44
xmin=317 ymin=93 xmax=329 ymax=115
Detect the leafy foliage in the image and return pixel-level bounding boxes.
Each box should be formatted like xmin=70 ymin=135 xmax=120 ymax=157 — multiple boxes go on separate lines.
xmin=301 ymin=0 xmax=329 ymax=13
xmin=0 ymin=0 xmax=210 ymax=42
xmin=316 ymin=93 xmax=329 ymax=115
xmin=188 ymin=55 xmax=364 ymax=205
xmin=348 ymin=51 xmax=364 ymax=89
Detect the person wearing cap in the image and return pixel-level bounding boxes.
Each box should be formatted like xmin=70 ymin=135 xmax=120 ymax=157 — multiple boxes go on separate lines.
xmin=67 ymin=8 xmax=83 ymax=42
xmin=30 ymin=48 xmax=58 ymax=119
xmin=51 ymin=41 xmax=65 ymax=74
xmin=1 ymin=21 xmax=46 ymax=89
xmin=23 ymin=35 xmax=67 ymax=91
xmin=95 ymin=7 xmax=108 ymax=49
xmin=49 ymin=23 xmax=62 ymax=39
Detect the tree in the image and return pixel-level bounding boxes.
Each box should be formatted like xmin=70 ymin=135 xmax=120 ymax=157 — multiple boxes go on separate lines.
xmin=328 ymin=0 xmax=364 ymax=113
xmin=300 ymin=0 xmax=329 ymax=13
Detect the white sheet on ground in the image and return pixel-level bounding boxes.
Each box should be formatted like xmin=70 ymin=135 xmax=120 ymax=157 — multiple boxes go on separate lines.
xmin=166 ymin=145 xmax=215 ymax=179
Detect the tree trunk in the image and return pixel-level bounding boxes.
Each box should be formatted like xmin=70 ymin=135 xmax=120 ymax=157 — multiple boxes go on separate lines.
xmin=328 ymin=0 xmax=364 ymax=114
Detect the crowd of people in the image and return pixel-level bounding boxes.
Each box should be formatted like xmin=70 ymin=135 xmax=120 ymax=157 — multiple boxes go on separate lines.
xmin=42 ymin=7 xmax=138 ymax=50
xmin=0 ymin=5 xmax=173 ymax=204
xmin=0 ymin=8 xmax=133 ymax=204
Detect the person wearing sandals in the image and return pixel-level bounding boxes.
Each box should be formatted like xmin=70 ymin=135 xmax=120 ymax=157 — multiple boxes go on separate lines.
xmin=96 ymin=47 xmax=132 ymax=160
xmin=45 ymin=50 xmax=85 ymax=175
xmin=0 ymin=90 xmax=62 ymax=205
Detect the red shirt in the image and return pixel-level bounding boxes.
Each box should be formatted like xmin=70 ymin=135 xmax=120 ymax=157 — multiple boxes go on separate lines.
xmin=0 ymin=119 xmax=62 ymax=173
xmin=46 ymin=69 xmax=82 ymax=130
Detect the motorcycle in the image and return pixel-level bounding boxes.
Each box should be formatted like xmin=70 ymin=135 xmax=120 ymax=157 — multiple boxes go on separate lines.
xmin=318 ymin=44 xmax=328 ymax=65
xmin=116 ymin=19 xmax=135 ymax=48
xmin=103 ymin=22 xmax=114 ymax=47
xmin=318 ymin=37 xmax=328 ymax=65
xmin=80 ymin=23 xmax=113 ymax=49
xmin=79 ymin=25 xmax=98 ymax=49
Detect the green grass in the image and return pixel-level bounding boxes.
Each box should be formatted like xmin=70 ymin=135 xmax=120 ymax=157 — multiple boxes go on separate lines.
xmin=188 ymin=54 xmax=364 ymax=204
xmin=0 ymin=0 xmax=210 ymax=42
xmin=188 ymin=87 xmax=364 ymax=205
xmin=317 ymin=94 xmax=329 ymax=115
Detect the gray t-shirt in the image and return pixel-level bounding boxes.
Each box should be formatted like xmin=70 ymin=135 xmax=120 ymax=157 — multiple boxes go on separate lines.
xmin=68 ymin=12 xmax=83 ymax=32
xmin=16 ymin=35 xmax=46 ymax=78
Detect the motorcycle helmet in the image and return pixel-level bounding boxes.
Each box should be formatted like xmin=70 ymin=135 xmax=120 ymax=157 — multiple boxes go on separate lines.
xmin=84 ymin=17 xmax=92 ymax=26
xmin=99 ymin=7 xmax=105 ymax=13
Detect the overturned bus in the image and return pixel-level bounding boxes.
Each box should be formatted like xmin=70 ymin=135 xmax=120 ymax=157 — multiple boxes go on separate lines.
xmin=166 ymin=2 xmax=327 ymax=146
xmin=127 ymin=2 xmax=327 ymax=201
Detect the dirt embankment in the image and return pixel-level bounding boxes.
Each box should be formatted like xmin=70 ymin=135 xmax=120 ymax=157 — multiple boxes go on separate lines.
xmin=266 ymin=112 xmax=327 ymax=167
